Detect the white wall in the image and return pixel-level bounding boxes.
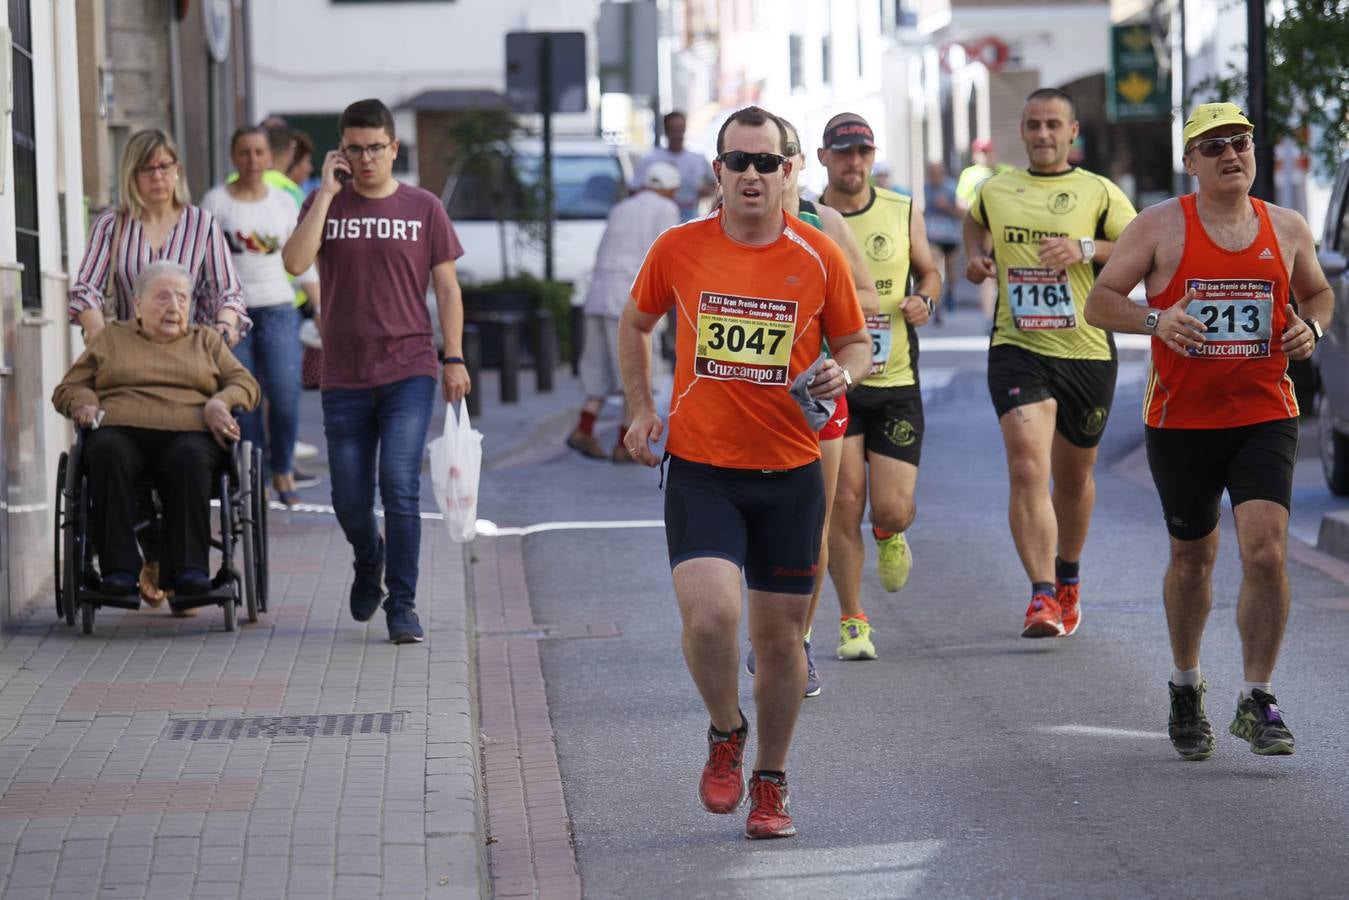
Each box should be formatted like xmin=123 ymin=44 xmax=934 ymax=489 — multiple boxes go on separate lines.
xmin=943 ymin=3 xmax=1111 ymax=91
xmin=250 ymin=0 xmax=602 ymax=114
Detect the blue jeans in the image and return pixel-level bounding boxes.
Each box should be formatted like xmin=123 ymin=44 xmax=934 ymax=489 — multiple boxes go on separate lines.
xmin=233 ymin=304 xmax=301 ymax=476
xmin=321 ymin=375 xmax=436 ymax=610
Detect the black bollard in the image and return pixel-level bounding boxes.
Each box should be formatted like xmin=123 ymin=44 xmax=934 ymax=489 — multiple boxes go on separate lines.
xmin=569 ymin=305 xmax=584 ymax=376
xmin=462 ymin=323 xmax=482 ymax=419
xmin=533 ymin=309 xmax=556 ymax=393
xmin=499 ymin=314 xmax=521 ymax=404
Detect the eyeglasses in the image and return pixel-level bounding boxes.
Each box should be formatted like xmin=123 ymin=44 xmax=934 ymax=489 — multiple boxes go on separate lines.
xmin=716 ymin=151 xmax=788 ymax=174
xmin=137 ymin=161 xmax=178 ymax=178
xmin=1190 ymin=133 xmax=1254 ymax=158
xmin=342 ymin=142 xmax=391 ymax=161
xmin=784 ymin=142 xmax=801 ymax=158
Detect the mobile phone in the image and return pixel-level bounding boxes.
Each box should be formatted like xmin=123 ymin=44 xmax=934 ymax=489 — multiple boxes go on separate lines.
xmin=335 ymin=168 xmax=351 ymax=185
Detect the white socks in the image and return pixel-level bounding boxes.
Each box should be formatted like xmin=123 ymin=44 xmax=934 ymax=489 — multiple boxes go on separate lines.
xmin=1241 ymin=680 xmax=1272 ymax=699
xmin=1171 ymin=666 xmax=1201 ymax=687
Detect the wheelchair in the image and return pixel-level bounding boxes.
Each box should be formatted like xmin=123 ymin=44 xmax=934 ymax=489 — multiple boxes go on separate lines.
xmin=53 ymin=426 xmax=269 ymax=634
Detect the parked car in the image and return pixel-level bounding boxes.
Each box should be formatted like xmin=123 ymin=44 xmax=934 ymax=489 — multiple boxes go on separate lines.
xmin=1314 ymin=155 xmax=1349 ymax=493
xmin=441 ymin=136 xmax=637 ymax=286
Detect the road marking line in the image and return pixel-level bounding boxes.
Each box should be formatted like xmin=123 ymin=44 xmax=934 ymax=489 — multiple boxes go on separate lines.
xmin=1040 ymin=724 xmax=1165 ymax=739
xmin=475 ymin=518 xmax=663 ymax=536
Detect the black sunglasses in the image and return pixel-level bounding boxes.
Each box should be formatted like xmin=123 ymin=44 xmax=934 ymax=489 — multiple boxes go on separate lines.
xmin=1190 ymin=133 xmax=1254 ymax=158
xmin=717 ymin=151 xmax=788 ymax=174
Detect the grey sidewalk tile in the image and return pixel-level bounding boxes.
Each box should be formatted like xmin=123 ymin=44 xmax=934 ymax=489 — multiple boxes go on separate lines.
xmin=55 ymin=854 xmax=105 ymax=877
xmin=52 ymin=874 xmax=102 ymax=894
xmin=190 ymin=882 xmax=243 ymax=898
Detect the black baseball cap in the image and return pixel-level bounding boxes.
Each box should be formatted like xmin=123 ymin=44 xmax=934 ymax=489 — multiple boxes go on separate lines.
xmin=823 ymin=114 xmax=877 ymax=150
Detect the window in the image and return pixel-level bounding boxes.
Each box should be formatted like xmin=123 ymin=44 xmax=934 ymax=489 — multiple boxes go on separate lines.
xmin=9 ymin=0 xmax=40 ymax=311
xmin=789 ymin=35 xmax=804 ymax=90
xmin=447 ymin=151 xmax=624 ymax=222
xmin=821 ymin=35 xmax=833 ymax=86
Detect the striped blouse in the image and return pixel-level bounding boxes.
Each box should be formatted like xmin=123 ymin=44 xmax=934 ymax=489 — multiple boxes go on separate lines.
xmin=67 ymin=205 xmax=250 ymax=332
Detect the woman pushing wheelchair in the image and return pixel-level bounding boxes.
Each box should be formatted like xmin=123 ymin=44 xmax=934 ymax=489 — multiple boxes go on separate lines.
xmin=52 ymin=261 xmax=260 ymax=598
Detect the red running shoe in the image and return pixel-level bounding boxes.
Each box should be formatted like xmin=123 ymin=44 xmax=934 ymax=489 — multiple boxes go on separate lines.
xmin=745 ymin=773 xmax=796 ymax=839
xmin=698 ymin=717 xmax=748 ymax=814
xmin=1057 ymin=580 xmax=1081 ymax=636
xmin=1021 ymin=592 xmax=1065 ymax=638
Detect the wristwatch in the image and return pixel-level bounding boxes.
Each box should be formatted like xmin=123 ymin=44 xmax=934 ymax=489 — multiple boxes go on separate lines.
xmin=440 ymin=355 xmax=465 ymax=366
xmin=1305 ymin=317 xmax=1323 ymax=345
xmin=918 ymin=293 xmax=935 ymax=316
xmin=1144 ymin=310 xmax=1160 ymax=332
xmin=1079 ymin=237 xmax=1096 ymax=262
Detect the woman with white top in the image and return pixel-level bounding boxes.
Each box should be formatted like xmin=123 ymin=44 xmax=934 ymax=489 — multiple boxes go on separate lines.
xmin=201 ymin=126 xmax=318 ymax=506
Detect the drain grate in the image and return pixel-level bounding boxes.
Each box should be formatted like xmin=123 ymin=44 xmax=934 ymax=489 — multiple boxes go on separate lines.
xmin=164 ymin=712 xmax=404 ymax=741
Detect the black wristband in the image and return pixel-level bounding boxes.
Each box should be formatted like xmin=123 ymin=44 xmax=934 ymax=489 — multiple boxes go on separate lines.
xmin=440 ymin=355 xmax=465 ymax=366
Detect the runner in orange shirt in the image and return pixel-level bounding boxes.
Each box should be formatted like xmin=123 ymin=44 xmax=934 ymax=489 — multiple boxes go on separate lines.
xmin=619 ymin=106 xmax=869 ymax=839
xmin=1085 ymin=102 xmax=1333 ymax=760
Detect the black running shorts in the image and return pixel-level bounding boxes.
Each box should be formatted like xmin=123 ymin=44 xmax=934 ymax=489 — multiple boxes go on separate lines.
xmin=1144 ymin=418 xmax=1299 ymax=541
xmin=843 ymin=384 xmax=924 ymax=465
xmin=987 ymin=344 xmax=1117 ymax=448
xmin=664 ymin=455 xmax=825 ymax=595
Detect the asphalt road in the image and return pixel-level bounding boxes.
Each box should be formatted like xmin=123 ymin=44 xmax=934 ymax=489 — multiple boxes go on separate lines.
xmin=476 ymin=314 xmax=1349 ymax=899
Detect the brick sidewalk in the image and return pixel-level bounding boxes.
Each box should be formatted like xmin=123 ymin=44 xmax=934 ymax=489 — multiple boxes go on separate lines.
xmin=0 ymin=504 xmax=485 ymax=899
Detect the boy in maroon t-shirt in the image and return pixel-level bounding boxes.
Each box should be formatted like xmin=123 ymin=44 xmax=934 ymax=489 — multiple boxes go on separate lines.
xmin=284 ymin=98 xmax=471 ymax=644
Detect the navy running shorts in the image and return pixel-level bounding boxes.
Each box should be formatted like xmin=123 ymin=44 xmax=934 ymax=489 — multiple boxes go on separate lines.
xmin=663 ymin=455 xmax=825 ymax=595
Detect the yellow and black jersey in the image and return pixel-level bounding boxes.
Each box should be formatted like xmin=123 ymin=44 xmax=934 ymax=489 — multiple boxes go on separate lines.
xmin=830 ymin=187 xmax=918 ymax=387
xmin=971 ymin=167 xmax=1136 ymax=361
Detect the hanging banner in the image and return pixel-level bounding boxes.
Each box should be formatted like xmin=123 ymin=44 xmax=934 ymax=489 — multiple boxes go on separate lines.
xmin=1108 ymin=24 xmax=1169 ymax=122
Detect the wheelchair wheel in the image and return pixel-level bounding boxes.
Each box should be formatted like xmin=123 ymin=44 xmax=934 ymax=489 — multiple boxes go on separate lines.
xmin=54 ymin=452 xmax=67 ymax=620
xmin=222 ymin=582 xmax=237 ymax=632
xmin=239 ymin=444 xmax=258 ymax=624
xmin=255 ymin=445 xmax=269 ymax=614
xmin=80 ymin=600 xmax=94 ymax=635
xmin=63 ymin=460 xmax=85 ymax=628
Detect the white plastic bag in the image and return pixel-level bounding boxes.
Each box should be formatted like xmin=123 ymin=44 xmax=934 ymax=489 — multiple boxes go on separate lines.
xmin=429 ymin=401 xmax=483 ymax=542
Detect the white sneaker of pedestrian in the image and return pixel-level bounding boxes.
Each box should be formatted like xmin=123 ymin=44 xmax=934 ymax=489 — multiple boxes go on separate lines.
xmin=294 ymin=441 xmax=319 ymax=461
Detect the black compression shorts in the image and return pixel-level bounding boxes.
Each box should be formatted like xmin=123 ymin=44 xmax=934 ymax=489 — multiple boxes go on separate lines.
xmin=987 ymin=344 xmax=1117 ymax=448
xmin=664 ymin=455 xmax=825 ymax=595
xmin=1144 ymin=418 xmax=1298 ymax=541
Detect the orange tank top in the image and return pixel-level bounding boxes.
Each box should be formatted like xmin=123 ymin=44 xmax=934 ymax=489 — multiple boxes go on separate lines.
xmin=1143 ymin=194 xmax=1297 ymax=429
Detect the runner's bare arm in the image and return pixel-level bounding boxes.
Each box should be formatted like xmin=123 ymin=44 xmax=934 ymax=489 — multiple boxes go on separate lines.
xmin=618 ymin=299 xmax=665 ymax=467
xmin=818 ymin=205 xmax=880 ymax=316
xmin=812 ymin=328 xmax=870 ymax=400
xmin=1038 ymin=236 xmax=1119 ymax=269
xmin=1281 ymin=208 xmax=1334 ymax=327
xmin=902 ymin=203 xmax=942 ymax=325
xmin=1084 ymin=208 xmax=1166 ymax=334
xmin=962 ymin=211 xmax=996 ymax=283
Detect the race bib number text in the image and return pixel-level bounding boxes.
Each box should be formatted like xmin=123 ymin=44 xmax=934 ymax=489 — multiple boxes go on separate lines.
xmin=1007 ymin=267 xmax=1075 ymax=330
xmin=1184 ymin=279 xmax=1274 ymax=359
xmin=695 ymin=292 xmax=797 ymax=385
xmin=865 ymin=313 xmax=892 ymax=376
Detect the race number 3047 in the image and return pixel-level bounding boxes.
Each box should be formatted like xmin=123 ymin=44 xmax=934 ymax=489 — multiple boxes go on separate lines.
xmin=695 ymin=292 xmax=798 ymax=385
xmin=1184 ymin=279 xmax=1274 ymax=360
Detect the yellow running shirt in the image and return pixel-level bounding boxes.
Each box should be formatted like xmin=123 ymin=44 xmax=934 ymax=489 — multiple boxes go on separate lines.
xmin=830 ymin=187 xmax=917 ymax=388
xmin=971 ymin=167 xmax=1136 ymax=361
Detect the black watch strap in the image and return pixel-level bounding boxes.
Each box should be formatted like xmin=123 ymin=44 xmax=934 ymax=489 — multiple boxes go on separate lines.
xmin=441 ymin=355 xmax=465 ymax=366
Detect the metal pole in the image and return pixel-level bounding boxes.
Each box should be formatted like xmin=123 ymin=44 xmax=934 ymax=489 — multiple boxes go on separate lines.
xmin=540 ymin=35 xmax=556 ymax=283
xmin=1247 ymin=0 xmax=1274 ymax=201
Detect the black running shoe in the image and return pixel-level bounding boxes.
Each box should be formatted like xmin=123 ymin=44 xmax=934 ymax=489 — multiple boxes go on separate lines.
xmin=349 ymin=539 xmax=385 ymax=623
xmin=1230 ymin=689 xmax=1296 ymax=756
xmin=1168 ymin=680 xmax=1216 ymax=761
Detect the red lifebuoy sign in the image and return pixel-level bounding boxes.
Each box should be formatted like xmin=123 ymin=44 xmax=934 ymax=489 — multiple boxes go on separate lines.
xmin=940 ymin=37 xmax=1011 ymax=73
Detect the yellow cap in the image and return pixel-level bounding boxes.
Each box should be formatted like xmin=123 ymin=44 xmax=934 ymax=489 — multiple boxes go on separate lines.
xmin=1183 ymin=102 xmax=1253 ymax=147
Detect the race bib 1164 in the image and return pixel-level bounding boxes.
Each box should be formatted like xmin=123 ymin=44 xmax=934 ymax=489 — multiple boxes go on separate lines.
xmin=1007 ymin=267 xmax=1075 ymax=330
xmin=1184 ymin=279 xmax=1274 ymax=359
xmin=694 ymin=292 xmax=798 ymax=385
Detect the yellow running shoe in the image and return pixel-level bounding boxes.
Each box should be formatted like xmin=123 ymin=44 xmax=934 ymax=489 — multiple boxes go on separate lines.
xmin=837 ymin=617 xmax=877 ymax=660
xmin=875 ymin=532 xmax=912 ymax=592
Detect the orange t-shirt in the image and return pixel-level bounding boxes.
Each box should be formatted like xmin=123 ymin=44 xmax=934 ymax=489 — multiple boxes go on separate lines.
xmin=631 ymin=209 xmax=865 ymax=469
xmin=1143 ymin=194 xmax=1297 ymax=429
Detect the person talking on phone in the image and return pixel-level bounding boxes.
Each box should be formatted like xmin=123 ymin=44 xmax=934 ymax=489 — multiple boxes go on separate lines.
xmin=283 ymin=98 xmax=471 ymax=645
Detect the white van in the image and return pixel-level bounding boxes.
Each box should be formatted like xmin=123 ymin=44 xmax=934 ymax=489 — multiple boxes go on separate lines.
xmin=441 ymin=136 xmax=637 ymax=286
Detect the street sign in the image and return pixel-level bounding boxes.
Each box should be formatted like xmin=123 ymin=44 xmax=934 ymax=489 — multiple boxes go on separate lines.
xmin=505 ymin=32 xmax=588 ymax=114
xmin=1107 ymin=24 xmax=1169 ymax=122
xmin=598 ymin=1 xmax=659 ymax=97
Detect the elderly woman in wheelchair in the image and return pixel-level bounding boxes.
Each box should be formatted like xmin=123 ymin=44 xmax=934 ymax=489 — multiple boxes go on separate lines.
xmin=52 ymin=260 xmax=260 ymax=601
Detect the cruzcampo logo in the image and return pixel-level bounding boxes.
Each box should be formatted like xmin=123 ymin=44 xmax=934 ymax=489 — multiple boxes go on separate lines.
xmin=886 ymin=418 xmax=917 ymax=447
xmin=1081 ymin=407 xmax=1108 ymax=436
xmin=866 ymin=232 xmax=895 ymax=261
xmin=1048 ymin=190 xmax=1078 ymax=215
